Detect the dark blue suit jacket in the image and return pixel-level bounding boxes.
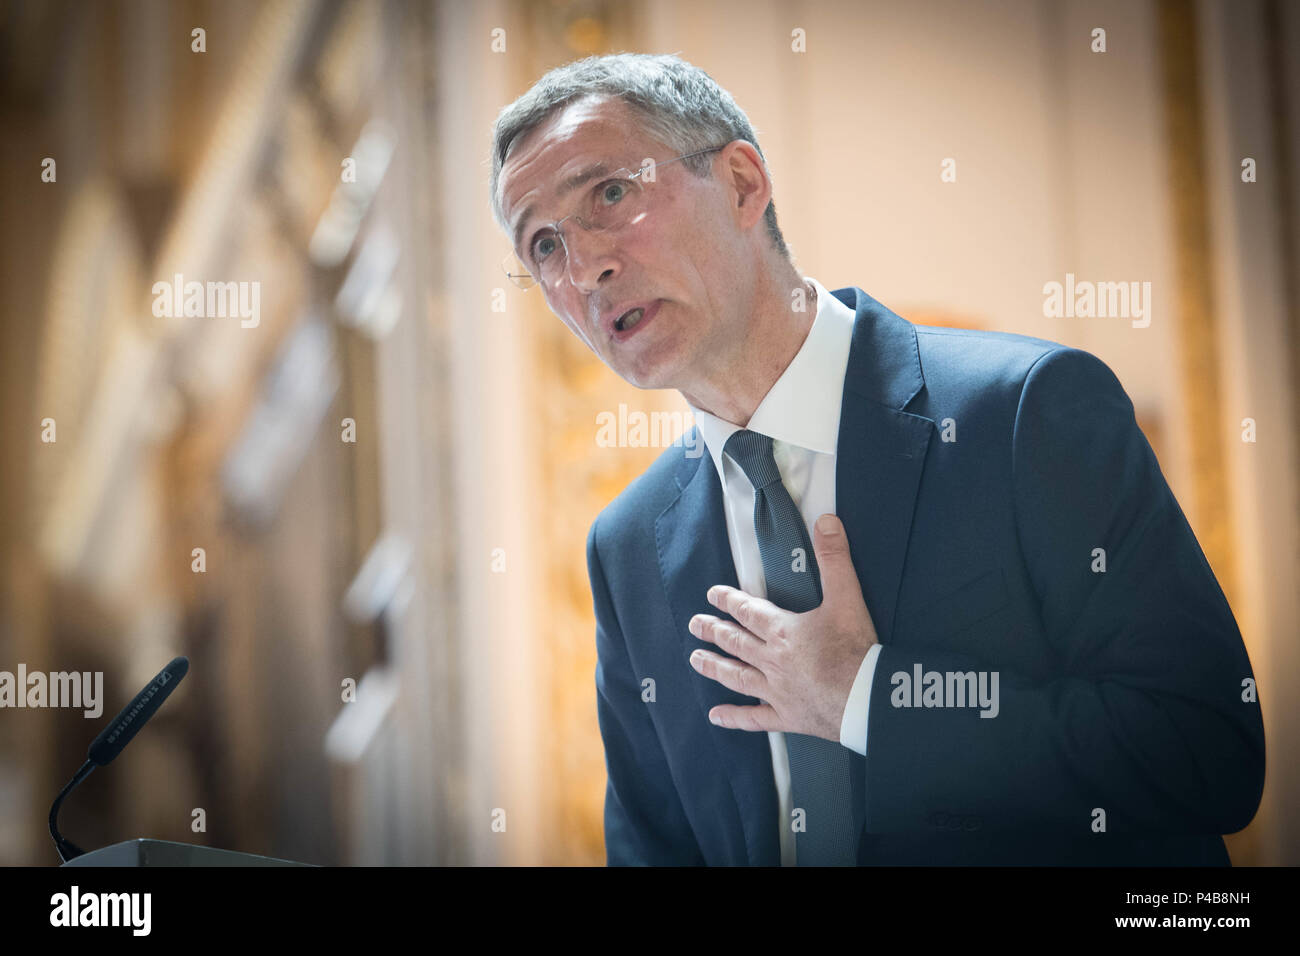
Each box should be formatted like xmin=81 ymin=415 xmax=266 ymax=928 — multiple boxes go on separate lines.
xmin=588 ymin=286 xmax=1266 ymax=865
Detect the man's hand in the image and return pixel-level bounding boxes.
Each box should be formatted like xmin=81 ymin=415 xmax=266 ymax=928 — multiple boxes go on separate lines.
xmin=687 ymin=513 xmax=879 ymax=741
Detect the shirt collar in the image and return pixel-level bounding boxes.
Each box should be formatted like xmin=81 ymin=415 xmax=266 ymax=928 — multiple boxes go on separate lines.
xmin=687 ymin=275 xmax=857 ymax=481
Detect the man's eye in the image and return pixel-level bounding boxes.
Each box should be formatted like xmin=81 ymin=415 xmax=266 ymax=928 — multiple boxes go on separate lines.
xmin=532 ymin=234 xmax=558 ymax=262
xmin=600 ymin=181 xmax=628 ymax=204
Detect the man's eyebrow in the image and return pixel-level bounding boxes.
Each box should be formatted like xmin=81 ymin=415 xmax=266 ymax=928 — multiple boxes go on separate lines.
xmin=511 ymin=161 xmax=613 ymax=256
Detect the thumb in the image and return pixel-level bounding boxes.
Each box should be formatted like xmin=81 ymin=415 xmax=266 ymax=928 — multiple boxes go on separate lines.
xmin=813 ymin=513 xmax=866 ymax=611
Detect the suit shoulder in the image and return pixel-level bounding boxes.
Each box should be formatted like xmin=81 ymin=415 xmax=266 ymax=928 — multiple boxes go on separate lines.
xmin=903 ymin=323 xmax=1130 ymax=425
xmin=908 ymin=323 xmax=1130 ymax=400
xmin=911 ymin=323 xmax=1067 ymax=383
xmin=589 ymin=434 xmax=703 ymax=551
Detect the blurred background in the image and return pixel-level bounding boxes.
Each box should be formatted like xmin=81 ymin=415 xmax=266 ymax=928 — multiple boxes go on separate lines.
xmin=0 ymin=0 xmax=1295 ymax=866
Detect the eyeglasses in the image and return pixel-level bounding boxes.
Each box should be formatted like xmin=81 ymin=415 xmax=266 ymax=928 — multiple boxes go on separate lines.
xmin=502 ymin=145 xmax=728 ymax=290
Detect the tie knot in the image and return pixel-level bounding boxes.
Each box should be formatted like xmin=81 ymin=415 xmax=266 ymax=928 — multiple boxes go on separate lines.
xmin=723 ymin=429 xmax=782 ymax=490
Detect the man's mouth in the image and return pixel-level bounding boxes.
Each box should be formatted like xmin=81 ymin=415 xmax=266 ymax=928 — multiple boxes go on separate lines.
xmin=614 ymin=307 xmax=646 ymax=333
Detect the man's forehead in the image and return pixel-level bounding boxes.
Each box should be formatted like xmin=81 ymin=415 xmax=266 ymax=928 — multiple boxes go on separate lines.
xmin=500 ymin=98 xmax=648 ymax=224
xmin=507 ymin=94 xmax=632 ymax=169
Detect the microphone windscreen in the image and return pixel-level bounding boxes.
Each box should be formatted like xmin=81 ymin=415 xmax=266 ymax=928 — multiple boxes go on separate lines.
xmin=87 ymin=656 xmax=189 ymax=766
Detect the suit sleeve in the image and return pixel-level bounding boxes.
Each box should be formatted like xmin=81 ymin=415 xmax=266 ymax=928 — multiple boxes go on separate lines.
xmin=589 ymin=516 xmax=706 ymax=865
xmin=863 ymin=346 xmax=1266 ymax=838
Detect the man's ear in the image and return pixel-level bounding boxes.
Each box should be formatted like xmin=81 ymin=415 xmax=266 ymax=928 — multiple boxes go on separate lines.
xmin=721 ymin=142 xmax=771 ymax=231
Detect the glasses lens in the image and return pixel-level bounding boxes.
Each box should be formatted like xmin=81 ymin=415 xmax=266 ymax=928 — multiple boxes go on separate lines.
xmin=535 ymin=175 xmax=646 ymax=287
xmin=502 ymin=252 xmax=537 ymax=289
xmin=586 ymin=175 xmax=645 ymax=230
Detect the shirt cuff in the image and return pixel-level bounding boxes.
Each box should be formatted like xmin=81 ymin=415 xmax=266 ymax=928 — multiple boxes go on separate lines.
xmin=839 ymin=642 xmax=882 ymax=756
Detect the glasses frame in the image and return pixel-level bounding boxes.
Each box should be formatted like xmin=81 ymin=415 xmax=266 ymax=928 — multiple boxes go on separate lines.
xmin=502 ymin=144 xmax=729 ymax=290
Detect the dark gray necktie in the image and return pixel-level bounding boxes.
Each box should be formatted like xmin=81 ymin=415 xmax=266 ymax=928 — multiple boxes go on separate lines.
xmin=723 ymin=428 xmax=858 ymax=866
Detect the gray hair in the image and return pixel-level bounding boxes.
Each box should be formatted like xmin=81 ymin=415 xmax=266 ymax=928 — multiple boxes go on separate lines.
xmin=489 ymin=52 xmax=790 ymax=261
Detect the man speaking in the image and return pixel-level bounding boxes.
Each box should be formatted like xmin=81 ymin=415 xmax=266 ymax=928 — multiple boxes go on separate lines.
xmin=489 ymin=53 xmax=1265 ymax=865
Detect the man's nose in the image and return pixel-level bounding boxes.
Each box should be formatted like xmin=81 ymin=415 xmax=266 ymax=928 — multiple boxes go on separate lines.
xmin=562 ymin=224 xmax=619 ymax=291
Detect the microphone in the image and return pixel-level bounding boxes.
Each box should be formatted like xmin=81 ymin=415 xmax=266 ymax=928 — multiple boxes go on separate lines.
xmin=49 ymin=656 xmax=189 ymax=863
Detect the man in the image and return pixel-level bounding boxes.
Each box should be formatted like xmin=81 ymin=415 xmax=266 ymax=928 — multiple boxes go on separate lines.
xmin=490 ymin=53 xmax=1265 ymax=865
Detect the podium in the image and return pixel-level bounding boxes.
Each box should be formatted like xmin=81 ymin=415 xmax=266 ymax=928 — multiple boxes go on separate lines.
xmin=60 ymin=838 xmax=313 ymax=867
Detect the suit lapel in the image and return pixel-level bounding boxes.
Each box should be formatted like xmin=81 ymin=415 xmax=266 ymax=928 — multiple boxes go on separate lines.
xmin=654 ymin=287 xmax=933 ymax=866
xmin=832 ymin=289 xmax=934 ymax=849
xmin=656 ymin=447 xmax=781 ymax=865
xmin=833 ymin=287 xmax=934 ymax=646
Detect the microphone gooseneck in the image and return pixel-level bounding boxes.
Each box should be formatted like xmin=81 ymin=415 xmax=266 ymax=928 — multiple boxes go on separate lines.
xmin=49 ymin=656 xmax=190 ymax=863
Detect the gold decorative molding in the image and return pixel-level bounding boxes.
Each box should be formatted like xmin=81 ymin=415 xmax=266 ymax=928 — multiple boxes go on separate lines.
xmin=507 ymin=0 xmax=647 ymax=865
xmin=1157 ymin=0 xmax=1238 ymax=609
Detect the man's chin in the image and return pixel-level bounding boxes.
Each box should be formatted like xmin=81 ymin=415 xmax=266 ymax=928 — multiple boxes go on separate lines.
xmin=612 ymin=361 xmax=678 ymax=392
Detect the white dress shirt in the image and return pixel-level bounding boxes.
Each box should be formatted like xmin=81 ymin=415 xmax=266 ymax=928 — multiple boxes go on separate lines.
xmin=686 ymin=275 xmax=882 ymax=866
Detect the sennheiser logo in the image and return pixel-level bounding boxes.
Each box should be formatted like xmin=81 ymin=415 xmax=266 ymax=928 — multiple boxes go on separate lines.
xmin=49 ymin=886 xmax=151 ymax=936
xmin=104 ymin=681 xmax=164 ymax=745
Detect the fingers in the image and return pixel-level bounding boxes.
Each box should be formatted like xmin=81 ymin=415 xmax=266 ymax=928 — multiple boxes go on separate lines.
xmin=689 ymin=613 xmax=765 ymax=665
xmin=689 ymin=648 xmax=767 ymax=700
xmin=812 ymin=513 xmax=867 ymax=615
xmin=706 ymin=702 xmax=781 ymax=731
xmin=705 ymin=584 xmax=789 ymax=639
